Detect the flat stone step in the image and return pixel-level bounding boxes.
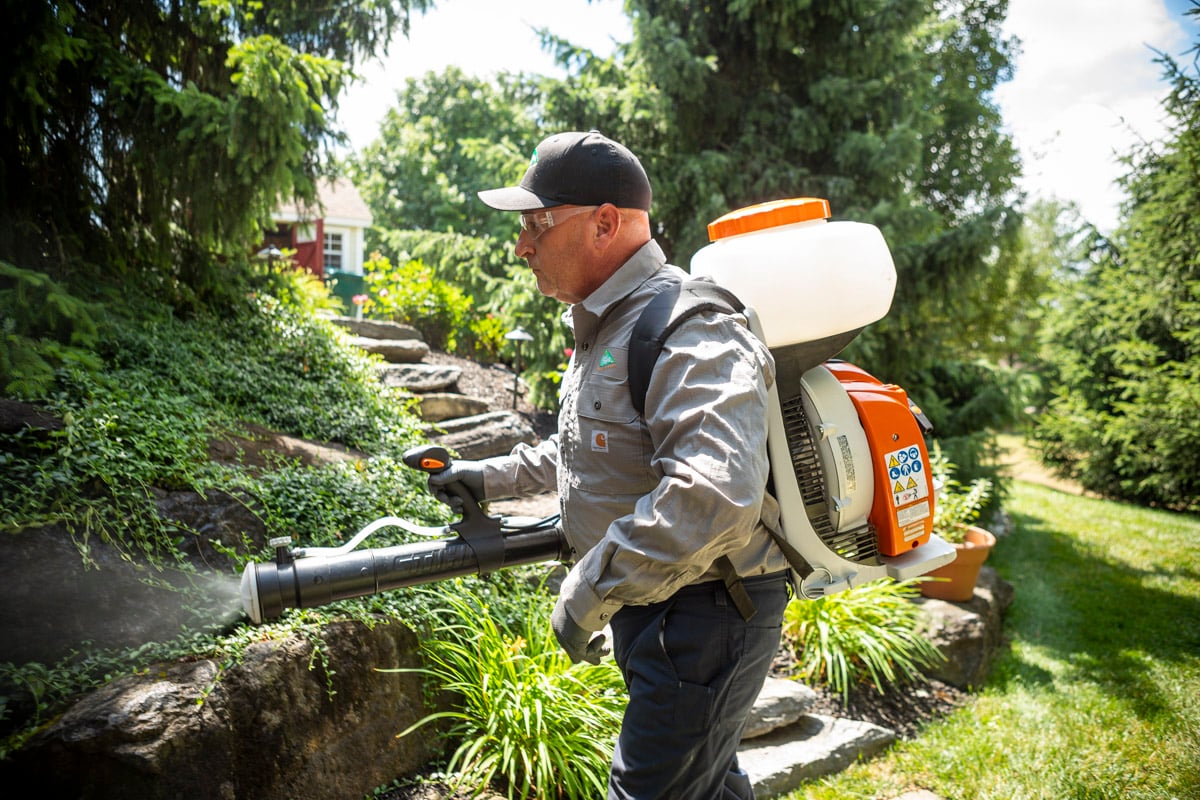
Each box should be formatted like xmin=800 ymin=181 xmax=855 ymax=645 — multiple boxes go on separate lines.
xmin=414 ymin=393 xmax=491 ymax=423
xmin=326 ymin=316 xmax=422 ymax=341
xmin=349 ymin=336 xmax=430 ymax=364
xmin=743 ymin=677 xmax=819 ymax=739
xmin=377 ymin=363 xmax=461 ymax=393
xmin=739 ymin=714 xmax=896 ymax=798
xmin=425 ymin=411 xmax=536 ymax=460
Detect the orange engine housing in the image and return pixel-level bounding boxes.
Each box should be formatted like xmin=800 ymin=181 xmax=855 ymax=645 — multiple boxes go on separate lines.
xmin=824 ymin=362 xmax=934 ymax=556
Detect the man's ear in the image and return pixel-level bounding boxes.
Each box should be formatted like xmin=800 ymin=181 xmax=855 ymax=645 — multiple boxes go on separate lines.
xmin=592 ymin=203 xmax=622 ymax=246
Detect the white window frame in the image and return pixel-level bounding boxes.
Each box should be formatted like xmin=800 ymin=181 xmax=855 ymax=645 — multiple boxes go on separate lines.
xmin=323 ymin=231 xmax=344 ymax=272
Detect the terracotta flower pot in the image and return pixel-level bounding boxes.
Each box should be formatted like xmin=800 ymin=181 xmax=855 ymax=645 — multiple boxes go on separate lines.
xmin=919 ymin=525 xmax=996 ymax=602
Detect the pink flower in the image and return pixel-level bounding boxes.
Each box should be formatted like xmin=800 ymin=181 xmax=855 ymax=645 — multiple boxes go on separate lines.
xmin=352 ymin=294 xmax=368 ymax=305
xmin=564 ymin=348 xmax=574 ymax=358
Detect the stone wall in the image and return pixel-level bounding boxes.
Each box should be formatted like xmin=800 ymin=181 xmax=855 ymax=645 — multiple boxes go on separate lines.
xmin=2 ymin=620 xmax=450 ymax=800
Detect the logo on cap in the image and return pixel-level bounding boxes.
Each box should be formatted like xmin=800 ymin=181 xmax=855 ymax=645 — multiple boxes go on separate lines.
xmin=529 ymin=149 xmax=539 ymax=166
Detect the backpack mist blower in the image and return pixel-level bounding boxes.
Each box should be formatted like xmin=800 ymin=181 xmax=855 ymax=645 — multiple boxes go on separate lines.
xmin=239 ymin=197 xmax=955 ymax=625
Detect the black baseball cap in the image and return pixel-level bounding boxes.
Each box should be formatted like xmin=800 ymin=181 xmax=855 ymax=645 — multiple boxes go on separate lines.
xmin=477 ymin=130 xmax=652 ymax=212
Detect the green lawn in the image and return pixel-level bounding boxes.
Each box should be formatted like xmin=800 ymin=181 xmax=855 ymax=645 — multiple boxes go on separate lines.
xmin=786 ymin=481 xmax=1200 ymax=800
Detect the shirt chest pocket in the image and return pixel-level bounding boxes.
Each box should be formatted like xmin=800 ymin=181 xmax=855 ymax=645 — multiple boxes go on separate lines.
xmin=572 ymin=380 xmax=658 ymax=495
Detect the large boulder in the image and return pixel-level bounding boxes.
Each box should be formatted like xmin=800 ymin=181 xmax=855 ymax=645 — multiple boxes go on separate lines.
xmin=742 ymin=677 xmax=819 ymax=739
xmin=1 ymin=620 xmax=448 ymax=800
xmin=0 ymin=398 xmax=63 ymax=434
xmin=414 ymin=393 xmax=491 ymax=422
xmin=378 ymin=363 xmax=462 ymax=393
xmin=739 ymin=714 xmax=896 ymax=797
xmin=916 ymin=566 xmax=1014 ymax=689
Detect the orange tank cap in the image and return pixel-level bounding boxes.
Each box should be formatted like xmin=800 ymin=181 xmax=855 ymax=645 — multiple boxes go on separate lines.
xmin=706 ymin=197 xmax=831 ymax=241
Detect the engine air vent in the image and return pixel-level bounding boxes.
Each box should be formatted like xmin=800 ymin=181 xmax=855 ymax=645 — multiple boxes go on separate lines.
xmin=780 ymin=394 xmax=880 ymax=564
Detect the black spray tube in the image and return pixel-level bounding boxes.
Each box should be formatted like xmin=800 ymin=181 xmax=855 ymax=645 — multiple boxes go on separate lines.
xmin=239 ymin=444 xmax=567 ymax=623
xmin=241 ymin=527 xmax=566 ymax=623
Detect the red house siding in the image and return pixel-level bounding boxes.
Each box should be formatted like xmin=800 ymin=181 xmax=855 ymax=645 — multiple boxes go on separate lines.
xmin=262 ymin=219 xmax=325 ymax=278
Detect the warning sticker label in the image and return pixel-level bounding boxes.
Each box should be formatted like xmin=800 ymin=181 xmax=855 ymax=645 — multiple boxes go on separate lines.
xmin=837 ymin=434 xmax=856 ymax=493
xmin=885 ymin=445 xmax=929 ymax=508
xmin=897 ymin=500 xmax=931 ymax=527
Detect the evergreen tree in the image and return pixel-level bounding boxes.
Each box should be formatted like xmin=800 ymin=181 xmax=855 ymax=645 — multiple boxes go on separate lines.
xmin=0 ymin=0 xmax=429 ymax=303
xmin=1035 ymin=41 xmax=1200 ymax=511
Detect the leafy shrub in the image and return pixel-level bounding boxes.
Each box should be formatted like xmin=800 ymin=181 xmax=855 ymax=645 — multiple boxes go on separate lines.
xmin=3 ymin=276 xmax=440 ymax=568
xmin=782 ymin=578 xmax=944 ymax=703
xmin=466 ymin=313 xmax=508 ymax=364
xmin=251 ymin=256 xmax=344 ymax=319
xmin=247 ymin=455 xmax=447 ymax=547
xmin=930 ymin=442 xmax=994 ymax=543
xmin=363 ymin=254 xmax=472 ymax=352
xmin=0 ymin=261 xmax=103 ymax=398
xmin=393 ymin=578 xmax=625 ymax=799
xmin=0 ymin=367 xmax=220 ymax=567
xmin=100 ymin=286 xmax=421 ymax=453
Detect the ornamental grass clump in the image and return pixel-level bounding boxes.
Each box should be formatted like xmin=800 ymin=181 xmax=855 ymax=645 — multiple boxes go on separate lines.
xmin=782 ymin=577 xmax=944 ymax=703
xmin=391 ymin=578 xmax=626 ymax=800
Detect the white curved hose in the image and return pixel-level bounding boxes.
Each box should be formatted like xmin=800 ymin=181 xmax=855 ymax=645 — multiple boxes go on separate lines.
xmin=292 ymin=516 xmax=449 ymax=557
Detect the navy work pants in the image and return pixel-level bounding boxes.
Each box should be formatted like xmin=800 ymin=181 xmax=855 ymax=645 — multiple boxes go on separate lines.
xmin=607 ymin=571 xmax=789 ymax=800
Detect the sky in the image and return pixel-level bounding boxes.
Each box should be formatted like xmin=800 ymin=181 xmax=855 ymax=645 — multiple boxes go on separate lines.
xmin=338 ymin=0 xmax=1200 ymax=234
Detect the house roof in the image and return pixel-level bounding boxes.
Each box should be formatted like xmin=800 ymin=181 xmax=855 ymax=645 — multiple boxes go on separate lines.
xmin=274 ymin=177 xmax=373 ymax=227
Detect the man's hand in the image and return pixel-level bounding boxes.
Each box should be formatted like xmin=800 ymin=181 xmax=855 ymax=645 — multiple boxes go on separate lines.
xmin=426 ymin=460 xmax=486 ymax=511
xmin=551 ymin=597 xmax=610 ymax=665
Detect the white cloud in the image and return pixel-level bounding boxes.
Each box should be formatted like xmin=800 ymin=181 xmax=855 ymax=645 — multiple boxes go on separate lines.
xmin=996 ymin=0 xmax=1194 ymax=231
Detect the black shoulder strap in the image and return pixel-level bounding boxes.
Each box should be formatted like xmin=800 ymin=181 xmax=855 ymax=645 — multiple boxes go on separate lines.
xmin=628 ymin=277 xmax=745 ymax=417
xmin=628 ymin=277 xmax=766 ymax=622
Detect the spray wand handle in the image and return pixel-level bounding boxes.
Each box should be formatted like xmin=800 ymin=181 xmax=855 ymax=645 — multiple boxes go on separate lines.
xmin=402 ymin=445 xmax=505 ymax=573
xmin=402 ymin=445 xmax=483 ymax=519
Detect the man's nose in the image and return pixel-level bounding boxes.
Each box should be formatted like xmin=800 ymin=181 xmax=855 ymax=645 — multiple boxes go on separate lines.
xmin=515 ymin=230 xmax=535 ymax=259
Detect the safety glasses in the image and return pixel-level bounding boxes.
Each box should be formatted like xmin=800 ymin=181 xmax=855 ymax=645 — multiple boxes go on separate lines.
xmin=518 ymin=206 xmax=597 ymax=240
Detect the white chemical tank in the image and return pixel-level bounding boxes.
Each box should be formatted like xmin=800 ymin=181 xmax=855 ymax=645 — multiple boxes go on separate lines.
xmin=689 ymin=198 xmax=897 ymax=348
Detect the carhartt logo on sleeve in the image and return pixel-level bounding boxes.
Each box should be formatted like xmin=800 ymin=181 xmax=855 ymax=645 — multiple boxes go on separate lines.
xmin=598 ymin=349 xmax=616 ymax=369
xmin=591 ymin=430 xmax=609 ymax=452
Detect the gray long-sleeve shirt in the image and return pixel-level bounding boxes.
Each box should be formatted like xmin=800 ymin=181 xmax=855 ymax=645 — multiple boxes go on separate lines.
xmin=479 ymin=240 xmax=789 ymax=632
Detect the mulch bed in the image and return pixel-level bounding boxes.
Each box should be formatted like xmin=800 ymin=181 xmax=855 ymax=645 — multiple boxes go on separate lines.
xmin=801 ymin=678 xmax=969 ymax=740
xmin=769 ymin=647 xmax=970 ymax=741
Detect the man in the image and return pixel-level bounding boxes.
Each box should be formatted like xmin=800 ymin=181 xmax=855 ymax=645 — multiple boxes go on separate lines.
xmin=428 ymin=130 xmax=789 ymax=800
